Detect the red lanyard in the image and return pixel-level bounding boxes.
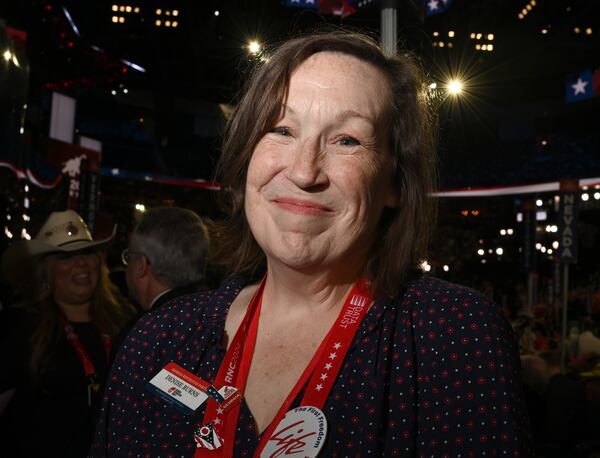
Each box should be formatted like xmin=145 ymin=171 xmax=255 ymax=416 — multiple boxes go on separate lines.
xmin=63 ymin=322 xmax=111 ymax=383
xmin=195 ymin=276 xmax=372 ymax=458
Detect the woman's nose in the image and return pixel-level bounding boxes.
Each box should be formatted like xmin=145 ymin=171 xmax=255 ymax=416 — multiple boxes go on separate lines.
xmin=74 ymin=254 xmax=88 ymax=266
xmin=286 ymin=138 xmax=329 ymax=189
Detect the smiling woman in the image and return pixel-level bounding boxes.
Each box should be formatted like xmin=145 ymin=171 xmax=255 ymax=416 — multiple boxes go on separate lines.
xmin=0 ymin=210 xmax=136 ymax=457
xmin=91 ymin=31 xmax=533 ymax=457
xmin=245 ymin=52 xmax=399 ymax=276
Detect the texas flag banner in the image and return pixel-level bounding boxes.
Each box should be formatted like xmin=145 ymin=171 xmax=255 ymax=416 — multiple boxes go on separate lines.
xmin=318 ymin=0 xmax=357 ymax=17
xmin=565 ymin=69 xmax=596 ymax=103
xmin=425 ymin=0 xmax=452 ymax=16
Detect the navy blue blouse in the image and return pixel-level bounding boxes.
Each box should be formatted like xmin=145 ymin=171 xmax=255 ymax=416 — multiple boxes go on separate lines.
xmin=90 ymin=276 xmax=533 ymax=457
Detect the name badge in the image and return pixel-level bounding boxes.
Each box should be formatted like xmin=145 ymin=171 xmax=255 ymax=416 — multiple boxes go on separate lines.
xmin=146 ymin=363 xmax=211 ymax=415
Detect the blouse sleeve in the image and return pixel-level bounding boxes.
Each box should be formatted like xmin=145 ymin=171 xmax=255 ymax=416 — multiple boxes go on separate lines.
xmin=88 ymin=316 xmax=146 ymax=457
xmin=88 ymin=285 xmax=233 ymax=457
xmin=406 ymin=283 xmax=534 ymax=457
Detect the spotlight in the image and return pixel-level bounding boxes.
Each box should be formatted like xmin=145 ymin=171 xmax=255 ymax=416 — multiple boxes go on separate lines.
xmin=247 ymin=40 xmax=261 ymax=55
xmin=447 ymin=79 xmax=463 ymax=95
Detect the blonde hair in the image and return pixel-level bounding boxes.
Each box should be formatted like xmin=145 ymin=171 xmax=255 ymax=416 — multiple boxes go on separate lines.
xmin=23 ymin=253 xmax=136 ymax=382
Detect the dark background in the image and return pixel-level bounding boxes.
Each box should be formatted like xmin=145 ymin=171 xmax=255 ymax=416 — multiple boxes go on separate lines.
xmin=1 ymin=0 xmax=599 ymax=310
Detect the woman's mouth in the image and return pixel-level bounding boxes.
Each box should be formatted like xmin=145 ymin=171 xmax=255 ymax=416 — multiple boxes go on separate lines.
xmin=272 ymin=197 xmax=332 ymax=215
xmin=72 ymin=272 xmax=91 ymax=284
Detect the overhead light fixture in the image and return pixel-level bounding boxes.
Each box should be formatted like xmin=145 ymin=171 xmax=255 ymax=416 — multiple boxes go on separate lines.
xmin=447 ymin=79 xmax=463 ymax=95
xmin=247 ymin=40 xmax=261 ymax=55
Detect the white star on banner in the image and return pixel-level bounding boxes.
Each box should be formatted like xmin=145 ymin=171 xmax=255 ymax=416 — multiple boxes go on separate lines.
xmin=305 ymin=0 xmax=315 ymax=4
xmin=216 ymin=407 xmax=224 ymax=415
xmin=333 ymin=342 xmax=342 ymax=350
xmin=428 ymin=0 xmax=439 ymax=11
xmin=324 ymin=362 xmax=333 ymax=370
xmin=329 ymin=352 xmax=337 ymax=360
xmin=572 ymin=78 xmax=588 ymax=95
xmin=320 ymin=373 xmax=328 ymax=380
xmin=214 ymin=418 xmax=221 ymax=425
xmin=315 ymin=384 xmax=323 ymax=391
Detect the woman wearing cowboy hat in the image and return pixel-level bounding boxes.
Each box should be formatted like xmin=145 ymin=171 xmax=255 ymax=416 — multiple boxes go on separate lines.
xmin=0 ymin=210 xmax=136 ymax=457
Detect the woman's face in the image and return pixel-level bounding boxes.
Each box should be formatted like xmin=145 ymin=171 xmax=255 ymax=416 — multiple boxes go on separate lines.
xmin=49 ymin=250 xmax=100 ymax=306
xmin=245 ymin=51 xmax=398 ymax=274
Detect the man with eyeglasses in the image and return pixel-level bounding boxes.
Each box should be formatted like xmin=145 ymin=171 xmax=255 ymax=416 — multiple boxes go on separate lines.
xmin=122 ymin=206 xmax=210 ymax=311
xmin=111 ymin=207 xmax=210 ymax=359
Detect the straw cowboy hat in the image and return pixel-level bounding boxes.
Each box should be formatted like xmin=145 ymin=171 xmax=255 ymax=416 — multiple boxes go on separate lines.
xmin=1 ymin=210 xmax=115 ymax=283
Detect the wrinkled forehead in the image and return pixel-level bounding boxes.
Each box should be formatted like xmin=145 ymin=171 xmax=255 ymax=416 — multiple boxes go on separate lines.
xmin=283 ymin=51 xmax=393 ymax=123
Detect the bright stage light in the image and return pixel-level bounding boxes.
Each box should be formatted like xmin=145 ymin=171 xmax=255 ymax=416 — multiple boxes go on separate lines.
xmin=447 ymin=79 xmax=463 ymax=95
xmin=247 ymin=40 xmax=261 ymax=55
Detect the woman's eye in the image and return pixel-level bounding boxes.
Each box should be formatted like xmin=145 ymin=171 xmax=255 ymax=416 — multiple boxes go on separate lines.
xmin=338 ymin=136 xmax=360 ymax=147
xmin=270 ymin=126 xmax=291 ymax=136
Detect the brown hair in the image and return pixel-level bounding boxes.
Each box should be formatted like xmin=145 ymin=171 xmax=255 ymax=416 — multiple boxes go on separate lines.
xmin=26 ymin=253 xmax=136 ymax=381
xmin=212 ymin=30 xmax=438 ymax=296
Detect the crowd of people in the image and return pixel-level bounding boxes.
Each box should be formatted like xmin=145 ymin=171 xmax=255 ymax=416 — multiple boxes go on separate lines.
xmin=0 ymin=206 xmax=212 ymax=456
xmin=0 ymin=30 xmax=597 ymax=457
xmin=515 ymin=310 xmax=600 ymax=457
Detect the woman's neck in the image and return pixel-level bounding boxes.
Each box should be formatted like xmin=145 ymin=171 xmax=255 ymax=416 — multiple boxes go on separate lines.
xmin=56 ymin=301 xmax=92 ymax=322
xmin=262 ymin=260 xmax=362 ymax=315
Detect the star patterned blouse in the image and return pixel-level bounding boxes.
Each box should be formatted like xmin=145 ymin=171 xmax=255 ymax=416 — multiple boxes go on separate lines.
xmin=90 ymin=276 xmax=533 ymax=457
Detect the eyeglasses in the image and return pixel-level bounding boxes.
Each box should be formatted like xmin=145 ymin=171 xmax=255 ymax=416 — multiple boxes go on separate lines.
xmin=121 ymin=248 xmax=144 ymax=266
